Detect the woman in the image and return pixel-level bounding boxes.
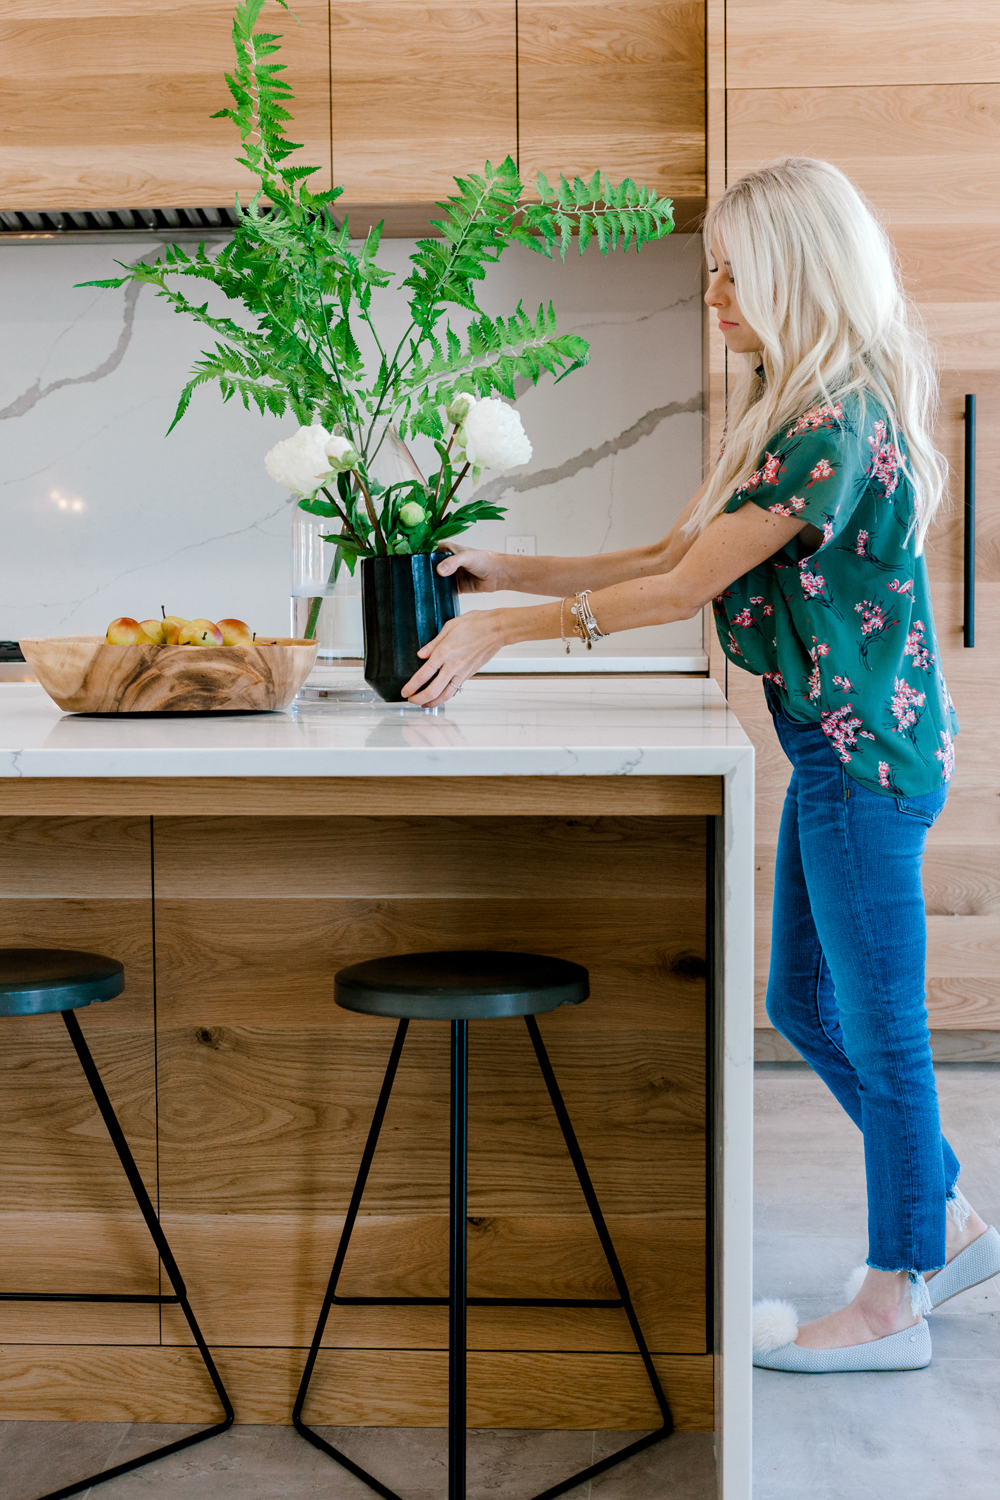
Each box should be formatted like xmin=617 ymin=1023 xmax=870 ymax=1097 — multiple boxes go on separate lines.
xmin=401 ymin=156 xmax=1000 ymax=1372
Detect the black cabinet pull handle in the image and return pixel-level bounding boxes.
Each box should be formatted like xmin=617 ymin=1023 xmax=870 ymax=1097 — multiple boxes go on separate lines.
xmin=964 ymin=393 xmax=976 ymax=648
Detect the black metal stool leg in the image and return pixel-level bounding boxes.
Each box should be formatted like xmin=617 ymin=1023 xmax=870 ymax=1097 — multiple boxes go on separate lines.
xmin=0 ymin=1011 xmax=235 ymax=1500
xmin=523 ymin=1014 xmax=674 ymax=1500
xmin=449 ymin=1019 xmax=469 ymax=1500
xmin=293 ymin=1019 xmax=410 ymax=1500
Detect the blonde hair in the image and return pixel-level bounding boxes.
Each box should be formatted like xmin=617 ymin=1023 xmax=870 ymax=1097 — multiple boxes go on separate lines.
xmin=690 ymin=157 xmax=946 ymax=550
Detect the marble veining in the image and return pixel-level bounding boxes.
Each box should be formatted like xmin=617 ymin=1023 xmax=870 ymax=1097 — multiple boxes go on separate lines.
xmin=0 ymin=235 xmax=705 ymax=657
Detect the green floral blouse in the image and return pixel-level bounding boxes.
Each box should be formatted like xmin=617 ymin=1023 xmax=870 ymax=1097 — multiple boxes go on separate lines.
xmin=713 ymin=394 xmax=958 ymax=797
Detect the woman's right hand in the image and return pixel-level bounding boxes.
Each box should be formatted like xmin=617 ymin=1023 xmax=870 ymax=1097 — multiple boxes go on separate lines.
xmin=435 ymin=543 xmax=506 ymax=594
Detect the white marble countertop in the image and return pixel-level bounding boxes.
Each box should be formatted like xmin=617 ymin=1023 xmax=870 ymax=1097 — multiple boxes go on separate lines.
xmin=0 ymin=676 xmax=752 ymax=779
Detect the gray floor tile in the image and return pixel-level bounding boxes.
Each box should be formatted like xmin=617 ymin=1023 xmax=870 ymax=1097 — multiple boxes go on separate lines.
xmin=754 ymin=1062 xmax=1000 ymax=1500
xmin=591 ymin=1431 xmax=716 ymax=1498
xmin=0 ymin=1420 xmax=131 ymax=1499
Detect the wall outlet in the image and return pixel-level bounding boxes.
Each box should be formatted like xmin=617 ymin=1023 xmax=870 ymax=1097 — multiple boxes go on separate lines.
xmin=506 ymin=535 xmax=536 ymax=555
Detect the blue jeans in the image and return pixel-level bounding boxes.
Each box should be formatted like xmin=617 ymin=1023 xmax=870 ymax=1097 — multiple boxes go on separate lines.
xmin=763 ymin=685 xmax=959 ymax=1274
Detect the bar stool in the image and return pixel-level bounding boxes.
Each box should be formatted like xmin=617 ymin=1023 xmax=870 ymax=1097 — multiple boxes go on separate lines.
xmin=0 ymin=949 xmax=234 ymax=1500
xmin=293 ymin=949 xmax=674 ymax=1500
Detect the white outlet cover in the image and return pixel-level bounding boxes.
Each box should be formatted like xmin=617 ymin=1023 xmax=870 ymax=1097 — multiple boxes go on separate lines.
xmin=505 ymin=535 xmax=536 ymax=555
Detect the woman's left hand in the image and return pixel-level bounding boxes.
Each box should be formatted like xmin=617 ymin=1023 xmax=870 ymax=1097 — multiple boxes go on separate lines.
xmin=400 ymin=610 xmax=508 ymax=707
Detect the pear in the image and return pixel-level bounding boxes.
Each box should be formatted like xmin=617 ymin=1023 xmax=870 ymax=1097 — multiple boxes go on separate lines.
xmin=179 ymin=619 xmax=224 ymax=647
xmin=105 ymin=617 xmax=157 ymax=645
xmin=216 ymin=617 xmax=253 ymax=645
xmin=161 ymin=615 xmax=190 ymax=644
xmin=138 ymin=618 xmax=167 ymax=644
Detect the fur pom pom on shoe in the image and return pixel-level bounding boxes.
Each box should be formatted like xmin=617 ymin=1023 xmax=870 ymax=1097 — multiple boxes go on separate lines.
xmin=845 ymin=1264 xmax=868 ymax=1303
xmin=752 ymin=1298 xmax=799 ymax=1353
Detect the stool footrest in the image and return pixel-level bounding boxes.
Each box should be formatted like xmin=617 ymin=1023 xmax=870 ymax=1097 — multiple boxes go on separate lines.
xmin=333 ymin=1294 xmax=624 ymax=1308
xmin=0 ymin=1292 xmax=181 ymax=1304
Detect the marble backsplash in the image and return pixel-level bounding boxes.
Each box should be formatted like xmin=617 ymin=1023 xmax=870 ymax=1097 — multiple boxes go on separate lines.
xmin=0 ymin=231 xmax=706 ymax=660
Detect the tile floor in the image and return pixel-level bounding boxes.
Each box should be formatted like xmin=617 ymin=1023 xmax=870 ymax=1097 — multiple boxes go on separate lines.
xmin=754 ymin=1061 xmax=1000 ymax=1500
xmin=0 ymin=1422 xmax=716 ymax=1498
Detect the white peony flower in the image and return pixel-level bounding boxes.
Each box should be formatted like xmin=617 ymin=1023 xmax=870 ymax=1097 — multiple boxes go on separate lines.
xmin=461 ymin=399 xmax=532 ymax=472
xmin=324 ymin=433 xmax=359 ymax=473
xmin=399 ymin=501 xmax=427 ymax=528
xmin=446 ymin=391 xmax=477 ymax=425
xmin=264 ymin=424 xmax=334 ymax=497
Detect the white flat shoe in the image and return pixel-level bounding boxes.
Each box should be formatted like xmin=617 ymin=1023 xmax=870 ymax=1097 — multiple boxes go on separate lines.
xmin=752 ymin=1299 xmax=931 ymax=1372
xmin=928 ymin=1225 xmax=1000 ymax=1308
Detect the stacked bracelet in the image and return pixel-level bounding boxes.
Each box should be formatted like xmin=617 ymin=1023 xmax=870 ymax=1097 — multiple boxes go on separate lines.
xmin=570 ymin=590 xmax=609 ymax=650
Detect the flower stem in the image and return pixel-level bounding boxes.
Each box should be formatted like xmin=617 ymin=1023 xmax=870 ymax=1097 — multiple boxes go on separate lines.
xmin=441 ymin=460 xmax=470 ymax=512
xmin=354 ymin=470 xmax=389 ymax=554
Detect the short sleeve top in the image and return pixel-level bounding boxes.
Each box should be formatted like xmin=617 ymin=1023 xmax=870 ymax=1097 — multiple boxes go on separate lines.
xmin=712 ymin=393 xmax=958 ymax=797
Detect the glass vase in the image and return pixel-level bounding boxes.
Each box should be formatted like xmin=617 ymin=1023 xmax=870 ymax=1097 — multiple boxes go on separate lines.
xmin=290 ymin=504 xmax=363 ymax=659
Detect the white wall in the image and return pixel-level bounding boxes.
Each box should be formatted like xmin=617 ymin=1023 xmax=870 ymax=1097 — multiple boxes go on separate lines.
xmin=0 ymin=231 xmax=705 ymax=657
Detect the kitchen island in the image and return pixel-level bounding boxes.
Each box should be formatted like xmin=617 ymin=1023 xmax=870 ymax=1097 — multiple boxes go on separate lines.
xmin=0 ymin=676 xmax=753 ymax=1500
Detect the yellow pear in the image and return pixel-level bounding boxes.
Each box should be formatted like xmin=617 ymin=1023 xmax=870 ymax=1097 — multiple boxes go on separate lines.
xmin=217 ymin=617 xmax=253 ymax=645
xmin=161 ymin=615 xmax=189 ymax=644
xmin=105 ymin=617 xmax=156 ymax=645
xmin=138 ymin=618 xmax=167 ymax=644
xmin=179 ymin=619 xmax=224 ymax=647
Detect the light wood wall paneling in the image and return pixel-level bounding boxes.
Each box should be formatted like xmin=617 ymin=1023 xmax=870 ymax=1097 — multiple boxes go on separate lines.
xmin=330 ymin=1 xmax=516 ymax=208
xmin=0 ymin=1344 xmax=713 ymax=1428
xmin=726 ymin=2 xmax=1000 ymax=89
xmin=0 ymin=1 xmax=331 ymax=209
xmin=727 ymin=85 xmax=1000 ymax=227
xmin=156 ymin=1212 xmax=706 ymax=1352
xmin=517 ymin=2 xmax=706 ymax=197
xmin=0 ymin=776 xmax=724 ymax=818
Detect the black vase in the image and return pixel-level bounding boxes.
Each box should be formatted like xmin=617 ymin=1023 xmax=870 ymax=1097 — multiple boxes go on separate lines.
xmin=361 ymin=552 xmax=459 ymax=702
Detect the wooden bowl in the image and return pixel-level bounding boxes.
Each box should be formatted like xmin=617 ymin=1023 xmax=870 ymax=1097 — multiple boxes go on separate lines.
xmin=19 ymin=635 xmax=319 ymax=713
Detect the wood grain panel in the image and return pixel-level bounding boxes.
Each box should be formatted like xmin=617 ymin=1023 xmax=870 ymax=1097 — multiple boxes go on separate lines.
xmin=0 ymin=1 xmax=331 ymax=209
xmin=0 ymin=1213 xmax=159 ymax=1345
xmin=157 ymin=1212 xmax=705 ymax=1352
xmin=727 ymin=85 xmax=1000 ymax=226
xmin=330 ymin=1 xmax=515 ymax=205
xmin=726 ymin=2 xmax=1000 ymax=88
xmin=0 ymin=776 xmax=723 ymax=818
xmin=0 ymin=1344 xmax=713 ymax=1428
xmin=518 ymin=2 xmax=705 ymax=196
xmin=0 ymin=817 xmax=150 ymax=895
xmin=155 ymin=1020 xmax=705 ymax=1214
xmin=151 ymin=814 xmax=707 ymax=899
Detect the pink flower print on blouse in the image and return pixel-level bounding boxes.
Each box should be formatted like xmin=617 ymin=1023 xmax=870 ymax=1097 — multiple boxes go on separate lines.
xmin=903 ymin=619 xmax=934 ymax=672
xmin=727 ymin=630 xmax=743 ymax=658
xmin=763 ymin=603 xmax=774 ymax=617
xmin=878 ymin=760 xmax=905 ymax=794
xmin=732 ymin=606 xmax=763 ymax=636
xmin=855 ymin=529 xmax=869 ymax=556
xmin=855 ymin=597 xmax=897 ymax=669
xmin=849 ymin=528 xmax=894 ymax=571
xmin=800 ymin=564 xmax=843 ymax=619
xmin=806 ymin=640 xmax=829 ymax=701
xmin=740 ymin=451 xmax=785 ymax=495
xmin=888 ymin=677 xmax=927 ymax=742
xmin=888 ymin=577 xmax=914 ymax=596
xmin=768 ymin=496 xmax=807 ymax=518
xmin=867 ymin=419 xmax=901 ymax=496
xmin=807 ymin=458 xmax=835 ymax=486
xmin=763 ymin=670 xmax=786 ymax=690
xmin=832 ymin=674 xmax=854 ymax=694
xmin=821 ymin=703 xmax=875 ymax=764
xmin=787 ymin=403 xmax=844 ymax=437
xmin=935 ymin=730 xmax=955 ymax=782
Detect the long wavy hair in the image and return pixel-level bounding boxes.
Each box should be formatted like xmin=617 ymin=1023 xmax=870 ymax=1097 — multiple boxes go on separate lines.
xmin=689 ymin=156 xmax=947 ymax=550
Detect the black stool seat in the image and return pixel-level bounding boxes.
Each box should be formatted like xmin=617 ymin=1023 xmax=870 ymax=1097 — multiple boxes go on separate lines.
xmin=335 ymin=949 xmax=589 ymax=1020
xmin=0 ymin=948 xmax=125 ymax=1016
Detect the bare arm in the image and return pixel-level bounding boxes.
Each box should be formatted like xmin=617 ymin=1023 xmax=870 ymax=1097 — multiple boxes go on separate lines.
xmin=437 ymin=479 xmax=711 ymax=596
xmin=403 ymin=500 xmax=805 ymax=705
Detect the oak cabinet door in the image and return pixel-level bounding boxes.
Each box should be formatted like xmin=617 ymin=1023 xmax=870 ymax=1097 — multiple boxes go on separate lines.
xmin=727 ymin=81 xmax=1000 ymax=1030
xmin=330 ymin=1 xmax=517 ymax=208
xmin=726 ymin=0 xmax=1000 ymax=88
xmin=0 ymin=1 xmax=332 ymax=210
xmin=517 ymin=1 xmax=705 ymax=197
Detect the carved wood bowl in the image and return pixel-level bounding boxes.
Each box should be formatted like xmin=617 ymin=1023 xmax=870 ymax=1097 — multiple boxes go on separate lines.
xmin=19 ymin=635 xmax=319 ymax=714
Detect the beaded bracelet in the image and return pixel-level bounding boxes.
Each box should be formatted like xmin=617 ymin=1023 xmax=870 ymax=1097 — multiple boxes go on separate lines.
xmin=570 ymin=589 xmax=609 ymax=650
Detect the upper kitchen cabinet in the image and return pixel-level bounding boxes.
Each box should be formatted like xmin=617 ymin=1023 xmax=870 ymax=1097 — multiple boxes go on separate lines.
xmin=726 ymin=0 xmax=1000 ymax=88
xmin=518 ymin=3 xmax=705 ymax=202
xmin=330 ymin=1 xmax=517 ymax=215
xmin=0 ymin=0 xmax=331 ymax=210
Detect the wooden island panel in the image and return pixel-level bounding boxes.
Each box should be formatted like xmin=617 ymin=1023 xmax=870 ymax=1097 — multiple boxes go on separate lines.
xmin=0 ymin=807 xmax=712 ymax=1428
